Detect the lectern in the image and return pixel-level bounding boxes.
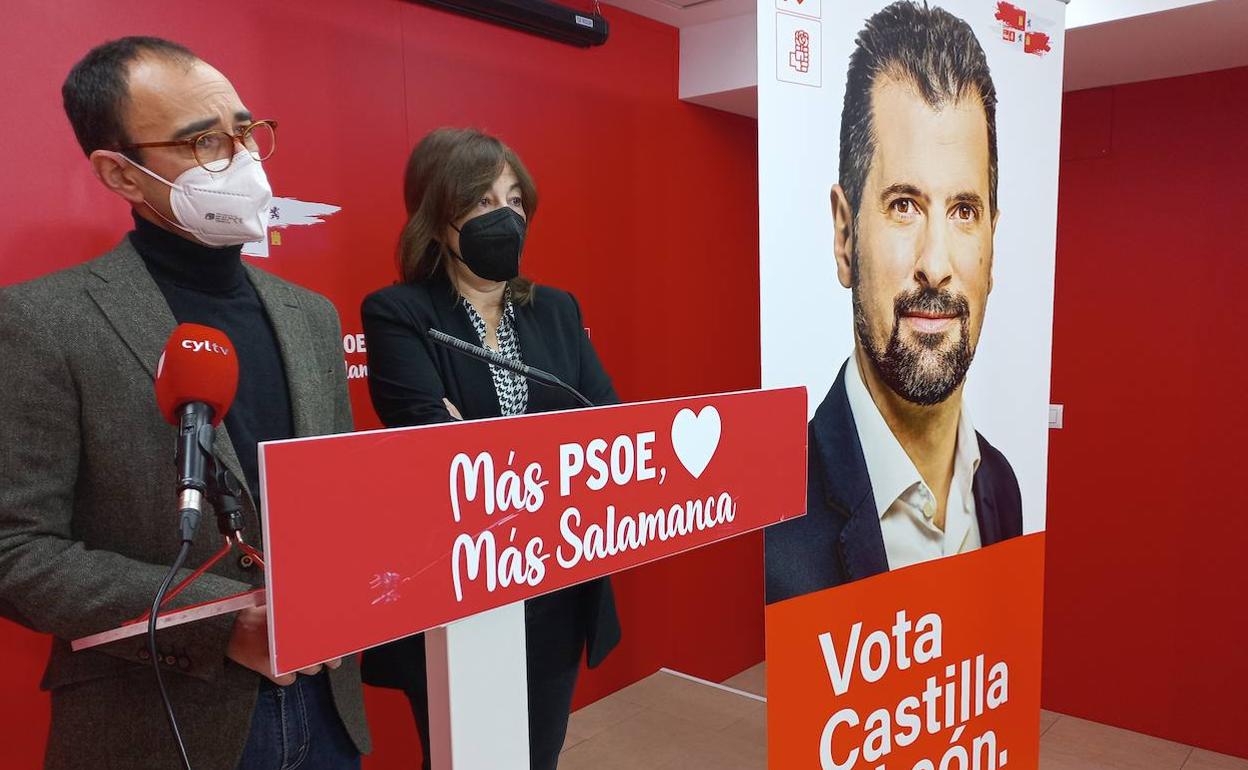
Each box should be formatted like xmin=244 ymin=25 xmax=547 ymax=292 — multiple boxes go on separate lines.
xmin=78 ymin=386 xmax=808 ymax=768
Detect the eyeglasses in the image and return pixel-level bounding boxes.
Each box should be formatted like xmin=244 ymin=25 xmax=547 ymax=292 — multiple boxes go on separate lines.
xmin=119 ymin=120 xmax=278 ymax=172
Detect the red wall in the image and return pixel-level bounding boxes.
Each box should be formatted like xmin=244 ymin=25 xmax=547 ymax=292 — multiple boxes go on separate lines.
xmin=0 ymin=2 xmax=762 ymax=766
xmin=1043 ymin=66 xmax=1248 ymax=759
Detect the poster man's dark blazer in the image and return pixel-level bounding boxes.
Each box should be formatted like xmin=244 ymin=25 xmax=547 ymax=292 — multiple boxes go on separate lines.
xmin=0 ymin=240 xmax=370 ymax=769
xmin=357 ymin=271 xmax=622 ymax=681
xmin=765 ymin=361 xmax=1024 ymax=604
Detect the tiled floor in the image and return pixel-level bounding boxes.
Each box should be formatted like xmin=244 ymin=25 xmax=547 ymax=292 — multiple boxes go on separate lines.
xmin=560 ymin=664 xmax=1248 ymax=769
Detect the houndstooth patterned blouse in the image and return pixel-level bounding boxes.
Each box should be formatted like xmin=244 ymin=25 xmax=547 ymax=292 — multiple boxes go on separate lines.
xmin=461 ymin=289 xmax=529 ymax=416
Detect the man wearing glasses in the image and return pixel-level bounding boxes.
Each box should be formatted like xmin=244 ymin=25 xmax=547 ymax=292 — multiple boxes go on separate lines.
xmin=0 ymin=37 xmax=368 ymax=769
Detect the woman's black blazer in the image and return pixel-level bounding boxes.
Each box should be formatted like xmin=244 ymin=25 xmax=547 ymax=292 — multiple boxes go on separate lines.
xmin=359 ymin=271 xmax=622 ymax=669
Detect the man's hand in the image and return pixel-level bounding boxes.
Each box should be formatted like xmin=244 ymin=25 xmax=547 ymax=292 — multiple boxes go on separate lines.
xmin=443 ymin=398 xmax=464 ymax=420
xmin=227 ymin=605 xmax=341 ymax=685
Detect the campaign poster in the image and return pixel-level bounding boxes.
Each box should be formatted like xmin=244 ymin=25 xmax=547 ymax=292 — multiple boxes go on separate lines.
xmin=759 ymin=1 xmax=1065 ymax=766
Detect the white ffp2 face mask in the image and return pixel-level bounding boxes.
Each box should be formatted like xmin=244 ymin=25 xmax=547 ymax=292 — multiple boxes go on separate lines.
xmin=119 ymin=149 xmax=274 ymax=247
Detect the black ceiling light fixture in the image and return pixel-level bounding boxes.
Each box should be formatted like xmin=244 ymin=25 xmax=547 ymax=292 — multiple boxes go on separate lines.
xmin=412 ymin=0 xmax=609 ymax=47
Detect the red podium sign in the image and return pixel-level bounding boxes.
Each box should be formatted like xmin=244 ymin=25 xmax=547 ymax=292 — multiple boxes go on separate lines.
xmin=260 ymin=387 xmax=807 ymax=675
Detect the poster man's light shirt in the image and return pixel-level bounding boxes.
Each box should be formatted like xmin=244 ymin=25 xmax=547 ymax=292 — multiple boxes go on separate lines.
xmin=845 ymin=354 xmax=982 ymax=569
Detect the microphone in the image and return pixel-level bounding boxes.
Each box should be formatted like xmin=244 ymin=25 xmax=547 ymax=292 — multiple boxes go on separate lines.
xmin=155 ymin=323 xmax=239 ymax=542
xmin=426 ymin=328 xmax=594 ymax=409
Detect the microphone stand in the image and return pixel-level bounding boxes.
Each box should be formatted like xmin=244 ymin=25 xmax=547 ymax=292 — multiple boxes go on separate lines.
xmin=138 ymin=462 xmax=265 ymax=621
xmin=145 ymin=457 xmax=266 ymax=770
xmin=426 ymin=328 xmax=595 ymax=409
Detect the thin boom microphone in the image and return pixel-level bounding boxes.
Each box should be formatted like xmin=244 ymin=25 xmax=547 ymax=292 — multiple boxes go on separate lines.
xmin=426 ymin=328 xmax=594 ymax=409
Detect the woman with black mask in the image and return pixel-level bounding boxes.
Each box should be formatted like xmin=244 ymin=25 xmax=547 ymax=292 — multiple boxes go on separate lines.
xmin=359 ymin=127 xmax=621 ymax=770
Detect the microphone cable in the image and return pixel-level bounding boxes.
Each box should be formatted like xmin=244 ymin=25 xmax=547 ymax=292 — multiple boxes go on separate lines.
xmin=149 ymin=541 xmax=195 ymax=770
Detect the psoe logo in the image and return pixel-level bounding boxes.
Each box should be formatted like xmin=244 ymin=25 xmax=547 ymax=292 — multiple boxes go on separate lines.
xmin=994 ymin=1 xmax=1053 ymax=57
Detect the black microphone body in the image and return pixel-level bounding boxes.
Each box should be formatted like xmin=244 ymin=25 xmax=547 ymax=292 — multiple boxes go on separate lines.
xmin=426 ymin=327 xmax=595 ymax=409
xmin=173 ymin=402 xmax=216 ymax=543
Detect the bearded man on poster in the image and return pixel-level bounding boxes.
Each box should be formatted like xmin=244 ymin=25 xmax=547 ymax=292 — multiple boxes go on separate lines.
xmin=766 ymin=0 xmax=1024 ymax=604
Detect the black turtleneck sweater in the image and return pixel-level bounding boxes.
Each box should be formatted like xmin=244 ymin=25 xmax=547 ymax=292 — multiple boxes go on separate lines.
xmin=130 ymin=213 xmax=293 ymax=504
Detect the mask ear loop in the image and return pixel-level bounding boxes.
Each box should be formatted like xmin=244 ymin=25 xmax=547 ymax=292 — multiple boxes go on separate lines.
xmin=104 ymin=151 xmax=196 ymax=236
xmin=142 ymin=200 xmax=195 ymax=236
xmin=111 ymin=150 xmax=181 ymax=190
xmin=447 ymin=221 xmax=466 ymax=262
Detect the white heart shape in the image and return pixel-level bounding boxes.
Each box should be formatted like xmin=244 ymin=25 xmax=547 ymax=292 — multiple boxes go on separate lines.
xmin=671 ymin=406 xmax=722 ymax=480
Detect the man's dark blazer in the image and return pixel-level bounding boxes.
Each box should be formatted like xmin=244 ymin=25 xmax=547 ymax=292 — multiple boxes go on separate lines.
xmin=0 ymin=239 xmax=370 ymax=769
xmin=765 ymin=361 xmax=1024 ymax=604
xmin=357 ymin=271 xmax=622 ymax=673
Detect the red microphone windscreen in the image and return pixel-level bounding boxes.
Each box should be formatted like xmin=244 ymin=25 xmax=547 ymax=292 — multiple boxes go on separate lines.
xmin=155 ymin=323 xmax=240 ymax=427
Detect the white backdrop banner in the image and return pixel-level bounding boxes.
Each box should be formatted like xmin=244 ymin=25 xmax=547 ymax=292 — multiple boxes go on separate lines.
xmin=759 ymin=0 xmax=1065 ymax=541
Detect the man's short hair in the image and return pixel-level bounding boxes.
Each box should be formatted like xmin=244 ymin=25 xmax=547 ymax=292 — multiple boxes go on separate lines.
xmin=62 ymin=36 xmax=198 ymax=158
xmin=839 ymin=1 xmax=999 ymax=221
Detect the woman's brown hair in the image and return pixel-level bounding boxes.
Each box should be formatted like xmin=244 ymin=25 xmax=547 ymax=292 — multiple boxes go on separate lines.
xmin=397 ymin=127 xmax=538 ymax=304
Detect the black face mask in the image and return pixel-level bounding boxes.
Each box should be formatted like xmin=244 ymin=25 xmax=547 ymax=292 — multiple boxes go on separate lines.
xmin=451 ymin=206 xmax=526 ymax=282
